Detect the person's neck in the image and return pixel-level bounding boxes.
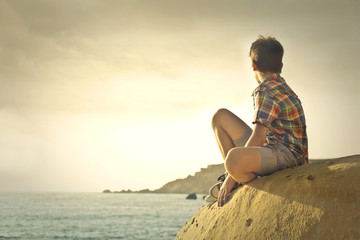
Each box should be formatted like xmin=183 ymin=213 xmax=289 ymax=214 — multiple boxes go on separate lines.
xmin=255 ymin=71 xmax=276 ymax=84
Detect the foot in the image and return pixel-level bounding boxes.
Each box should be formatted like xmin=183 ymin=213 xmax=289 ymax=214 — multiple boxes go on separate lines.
xmin=203 ymin=173 xmax=242 ymax=203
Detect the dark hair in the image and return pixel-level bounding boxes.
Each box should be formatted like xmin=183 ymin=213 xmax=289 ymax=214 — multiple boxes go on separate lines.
xmin=249 ymin=36 xmax=284 ymax=73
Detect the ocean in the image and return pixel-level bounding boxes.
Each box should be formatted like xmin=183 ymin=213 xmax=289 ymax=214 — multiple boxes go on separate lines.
xmin=0 ymin=193 xmax=205 ymax=240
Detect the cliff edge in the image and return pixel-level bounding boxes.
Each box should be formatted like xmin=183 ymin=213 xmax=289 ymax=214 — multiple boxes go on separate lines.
xmin=176 ymin=155 xmax=360 ymax=240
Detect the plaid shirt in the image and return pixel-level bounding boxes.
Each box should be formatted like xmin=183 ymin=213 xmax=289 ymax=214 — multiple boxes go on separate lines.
xmin=252 ymin=73 xmax=308 ymax=165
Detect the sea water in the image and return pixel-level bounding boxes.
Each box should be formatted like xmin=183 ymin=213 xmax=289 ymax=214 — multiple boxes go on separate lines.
xmin=0 ymin=193 xmax=205 ymax=240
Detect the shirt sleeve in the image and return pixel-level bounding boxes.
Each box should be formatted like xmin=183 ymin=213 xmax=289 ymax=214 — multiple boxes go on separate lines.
xmin=252 ymin=90 xmax=280 ymax=128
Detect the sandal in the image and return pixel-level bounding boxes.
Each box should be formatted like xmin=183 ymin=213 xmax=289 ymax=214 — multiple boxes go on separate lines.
xmin=204 ymin=172 xmax=242 ymax=203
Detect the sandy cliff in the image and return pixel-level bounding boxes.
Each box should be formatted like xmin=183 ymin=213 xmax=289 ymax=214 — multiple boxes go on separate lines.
xmin=176 ymin=155 xmax=360 ymax=240
xmin=154 ymin=164 xmax=225 ymax=194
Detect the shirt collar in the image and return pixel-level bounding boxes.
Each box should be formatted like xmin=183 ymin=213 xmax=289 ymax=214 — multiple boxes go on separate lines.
xmin=251 ymin=73 xmax=280 ymax=96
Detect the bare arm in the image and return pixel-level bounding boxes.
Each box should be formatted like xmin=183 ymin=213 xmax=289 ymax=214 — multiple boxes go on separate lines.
xmin=245 ymin=123 xmax=268 ymax=147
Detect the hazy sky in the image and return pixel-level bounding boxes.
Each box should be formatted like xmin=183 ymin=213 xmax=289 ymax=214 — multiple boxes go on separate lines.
xmin=0 ymin=0 xmax=359 ymax=192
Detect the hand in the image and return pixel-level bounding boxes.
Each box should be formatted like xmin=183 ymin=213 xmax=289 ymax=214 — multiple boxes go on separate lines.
xmin=218 ymin=175 xmax=237 ymax=207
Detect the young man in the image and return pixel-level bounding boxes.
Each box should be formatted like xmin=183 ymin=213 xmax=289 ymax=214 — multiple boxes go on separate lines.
xmin=212 ymin=36 xmax=308 ymax=207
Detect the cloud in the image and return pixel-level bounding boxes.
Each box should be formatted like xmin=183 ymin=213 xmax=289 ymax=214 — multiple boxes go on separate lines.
xmin=0 ymin=0 xmax=359 ymax=113
xmin=0 ymin=0 xmax=359 ymax=191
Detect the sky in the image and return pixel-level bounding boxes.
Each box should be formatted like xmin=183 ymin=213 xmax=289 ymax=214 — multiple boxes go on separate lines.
xmin=0 ymin=0 xmax=359 ymax=192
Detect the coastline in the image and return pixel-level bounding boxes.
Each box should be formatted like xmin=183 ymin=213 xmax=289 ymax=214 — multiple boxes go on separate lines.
xmin=102 ymin=157 xmax=348 ymax=195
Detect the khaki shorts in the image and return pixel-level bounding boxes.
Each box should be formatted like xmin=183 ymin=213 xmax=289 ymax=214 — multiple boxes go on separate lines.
xmin=233 ymin=127 xmax=298 ymax=176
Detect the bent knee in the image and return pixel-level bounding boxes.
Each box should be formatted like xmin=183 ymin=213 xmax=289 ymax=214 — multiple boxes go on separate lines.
xmin=211 ymin=108 xmax=231 ymax=129
xmin=225 ymin=148 xmax=262 ymax=176
xmin=225 ymin=148 xmax=246 ymax=174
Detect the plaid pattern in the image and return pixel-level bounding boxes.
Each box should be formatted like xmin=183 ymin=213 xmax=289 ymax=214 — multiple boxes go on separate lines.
xmin=252 ymin=73 xmax=308 ymax=165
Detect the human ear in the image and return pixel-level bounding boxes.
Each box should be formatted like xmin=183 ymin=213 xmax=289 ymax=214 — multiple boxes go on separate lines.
xmin=252 ymin=61 xmax=257 ymax=71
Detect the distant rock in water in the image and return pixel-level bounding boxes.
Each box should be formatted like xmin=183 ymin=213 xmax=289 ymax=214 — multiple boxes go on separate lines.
xmin=102 ymin=189 xmax=112 ymax=193
xmin=120 ymin=189 xmax=133 ymax=193
xmin=176 ymin=155 xmax=360 ymax=240
xmin=186 ymin=193 xmax=197 ymax=200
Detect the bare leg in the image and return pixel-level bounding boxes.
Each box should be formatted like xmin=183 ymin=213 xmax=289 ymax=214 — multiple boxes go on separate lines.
xmin=211 ymin=108 xmax=251 ymax=159
xmin=218 ymin=147 xmax=263 ymax=206
xmin=212 ymin=109 xmax=265 ymax=207
xmin=212 ymin=108 xmax=262 ymax=184
xmin=225 ymin=147 xmax=262 ymax=183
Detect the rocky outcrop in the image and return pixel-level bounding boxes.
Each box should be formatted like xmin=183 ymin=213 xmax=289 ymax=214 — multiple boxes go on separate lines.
xmin=154 ymin=159 xmax=326 ymax=194
xmin=154 ymin=164 xmax=225 ymax=194
xmin=176 ymin=155 xmax=360 ymax=240
xmin=102 ymin=189 xmax=151 ymax=193
xmin=102 ymin=164 xmax=225 ymax=194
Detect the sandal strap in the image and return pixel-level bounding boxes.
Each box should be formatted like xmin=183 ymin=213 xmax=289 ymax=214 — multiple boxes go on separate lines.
xmin=217 ymin=172 xmax=228 ymax=182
